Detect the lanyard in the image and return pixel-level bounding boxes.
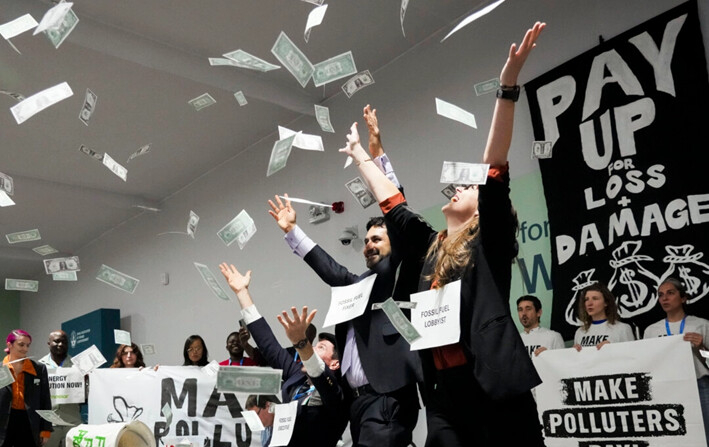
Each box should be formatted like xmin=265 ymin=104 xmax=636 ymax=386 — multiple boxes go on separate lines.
xmin=228 ymin=358 xmax=244 ymax=366
xmin=665 ymin=316 xmax=686 ymax=335
xmin=292 ymin=385 xmax=315 ymax=401
xmin=294 ymin=352 xmax=300 ymax=363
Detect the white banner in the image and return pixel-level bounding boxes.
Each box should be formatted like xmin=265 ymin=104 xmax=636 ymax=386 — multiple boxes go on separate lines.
xmin=49 ymin=366 xmax=85 ymax=404
xmin=88 ymin=366 xmax=260 ymax=447
xmin=533 ymin=336 xmax=706 ymax=447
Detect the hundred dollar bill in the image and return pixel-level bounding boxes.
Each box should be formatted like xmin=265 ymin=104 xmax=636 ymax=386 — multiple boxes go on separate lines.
xmin=127 ymin=144 xmax=151 ymax=163
xmin=234 ymin=91 xmax=248 ymax=106
xmin=102 ymin=153 xmax=128 ymax=182
xmin=0 ymin=172 xmax=14 ymax=196
xmin=72 ymin=344 xmax=106 ymax=374
xmin=0 ymin=365 xmax=14 ymax=388
xmin=313 ymin=51 xmax=357 ymax=87
xmin=271 ymin=32 xmax=314 ymax=88
xmin=0 ymin=14 xmax=38 ymax=40
xmin=435 ymin=98 xmax=477 ymax=128
xmin=79 ymin=144 xmax=104 ymax=162
xmin=531 ymin=141 xmax=553 ymax=159
xmin=36 ymin=410 xmax=73 ymax=426
xmin=345 ymin=177 xmax=376 ymax=209
xmin=474 ymin=77 xmax=500 ymax=96
xmin=341 ymin=70 xmax=374 ymax=98
xmin=380 ymin=298 xmax=421 ymax=344
xmin=5 ymin=278 xmax=39 ymax=292
xmin=187 ymin=211 xmax=199 ymax=238
xmin=314 ymin=104 xmax=334 ymax=133
xmin=440 ymin=161 xmax=489 ymax=185
xmin=53 ymin=271 xmax=77 ymax=281
xmin=33 ymin=245 xmax=58 ymax=256
xmin=266 ymin=133 xmax=297 ymax=177
xmin=96 ymin=264 xmax=139 ymax=294
xmin=217 ymin=209 xmax=257 ymax=249
xmin=6 ymin=229 xmax=41 ymax=244
xmin=114 ymin=329 xmax=131 ymax=346
xmin=400 ymin=0 xmax=409 ymax=37
xmin=304 ymin=4 xmax=328 ymax=43
xmin=43 ymin=256 xmax=80 ymax=274
xmin=188 ymin=93 xmax=216 ymax=111
xmin=223 ymin=49 xmax=281 ymax=72
xmin=79 ymin=88 xmax=96 ymax=126
xmin=0 ymin=89 xmax=25 ymax=102
xmin=194 ymin=262 xmax=230 ymax=301
xmin=278 ymin=126 xmax=323 ymax=152
xmin=10 ymin=81 xmax=73 ymax=125
xmin=216 ymin=366 xmax=283 ymax=395
xmin=44 ymin=7 xmax=78 ymax=49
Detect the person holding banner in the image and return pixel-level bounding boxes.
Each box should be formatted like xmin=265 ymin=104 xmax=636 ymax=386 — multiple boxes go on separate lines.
xmin=110 ymin=343 xmax=147 ymax=369
xmin=517 ymin=295 xmax=565 ymax=357
xmin=219 ymin=263 xmax=349 ymax=447
xmin=1 ymin=329 xmax=53 ymax=447
xmin=643 ymin=277 xmax=709 ymax=443
xmin=338 ymin=22 xmax=546 ymax=446
xmin=572 ymin=282 xmax=634 ymax=350
xmin=38 ymin=330 xmax=82 ymax=447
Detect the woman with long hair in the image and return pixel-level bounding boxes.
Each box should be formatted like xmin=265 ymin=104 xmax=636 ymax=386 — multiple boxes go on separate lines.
xmin=0 ymin=329 xmax=52 ymax=446
xmin=110 ymin=343 xmax=146 ymax=368
xmin=338 ymin=22 xmax=546 ymax=447
xmin=183 ymin=335 xmax=209 ymax=366
xmin=572 ymin=282 xmax=634 ymax=350
xmin=643 ymin=277 xmax=709 ymax=443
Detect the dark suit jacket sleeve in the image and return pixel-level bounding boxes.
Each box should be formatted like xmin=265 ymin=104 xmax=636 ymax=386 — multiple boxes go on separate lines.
xmin=246 ymin=317 xmax=300 ymax=380
xmin=309 ymin=367 xmax=343 ymax=408
xmin=303 ymin=246 xmax=359 ymax=286
xmin=36 ymin=362 xmax=53 ymax=434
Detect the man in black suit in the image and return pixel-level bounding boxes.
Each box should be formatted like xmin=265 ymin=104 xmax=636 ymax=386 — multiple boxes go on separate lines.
xmin=219 ymin=263 xmax=348 ymax=447
xmin=266 ymin=104 xmax=421 ymax=447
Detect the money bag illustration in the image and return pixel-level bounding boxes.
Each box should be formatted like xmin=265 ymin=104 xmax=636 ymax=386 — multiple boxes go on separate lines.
xmin=608 ymin=240 xmax=659 ymax=318
xmin=661 ymin=244 xmax=709 ymax=304
xmin=564 ymin=269 xmax=597 ymax=327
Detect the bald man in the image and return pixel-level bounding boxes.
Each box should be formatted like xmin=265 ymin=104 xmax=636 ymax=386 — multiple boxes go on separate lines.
xmin=38 ymin=331 xmax=82 ymax=447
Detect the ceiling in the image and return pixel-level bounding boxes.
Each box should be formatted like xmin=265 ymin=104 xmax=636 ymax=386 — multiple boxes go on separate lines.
xmin=0 ymin=0 xmax=490 ymax=280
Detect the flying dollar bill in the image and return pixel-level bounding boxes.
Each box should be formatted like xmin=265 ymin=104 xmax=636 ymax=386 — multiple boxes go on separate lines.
xmin=474 ymin=78 xmax=500 ymax=96
xmin=0 ymin=89 xmax=25 ymax=102
xmin=79 ymin=144 xmax=104 ymax=162
xmin=127 ymin=144 xmax=151 ymax=163
xmin=43 ymin=256 xmax=80 ymax=275
xmin=102 ymin=153 xmax=128 ymax=181
xmin=34 ymin=2 xmax=73 ymax=34
xmin=187 ymin=211 xmax=199 ymax=238
xmin=0 ymin=365 xmax=14 ymax=388
xmin=188 ymin=93 xmax=216 ymax=111
xmin=380 ymin=298 xmax=421 ymax=344
xmin=33 ymin=245 xmax=58 ymax=256
xmin=266 ymin=133 xmax=297 ymax=177
xmin=341 ymin=71 xmax=374 ymax=98
xmin=44 ymin=7 xmax=78 ymax=49
xmin=79 ymin=88 xmax=97 ymax=125
xmin=345 ymin=177 xmax=376 ymax=209
xmin=271 ymin=32 xmax=314 ymax=88
xmin=10 ymin=82 xmax=73 ymax=124
xmin=6 ymin=229 xmax=41 ymax=244
xmin=314 ymin=104 xmax=334 ymax=133
xmin=96 ymin=264 xmax=139 ymax=294
xmin=53 ymin=271 xmax=77 ymax=281
xmin=194 ymin=262 xmax=230 ymax=301
xmin=5 ymin=279 xmax=39 ymax=293
xmin=441 ymin=0 xmax=506 ymax=42
xmin=532 ymin=141 xmax=553 ymax=159
xmin=0 ymin=172 xmax=14 ymax=196
xmin=439 ymin=161 xmax=489 ymax=185
xmin=222 ymin=49 xmax=281 ymax=72
xmin=216 ymin=366 xmax=283 ymax=395
xmin=36 ymin=410 xmax=73 ymax=426
xmin=313 ymin=51 xmax=357 ymax=87
xmin=278 ymin=126 xmax=323 ymax=152
xmin=72 ymin=345 xmax=107 ymax=374
xmin=435 ymin=98 xmax=477 ymax=129
xmin=217 ymin=210 xmax=257 ymax=249
xmin=400 ymin=0 xmax=410 ymax=37
xmin=0 ymin=14 xmax=38 ymax=40
xmin=234 ymin=91 xmax=248 ymax=106
xmin=304 ymin=4 xmax=328 ymax=43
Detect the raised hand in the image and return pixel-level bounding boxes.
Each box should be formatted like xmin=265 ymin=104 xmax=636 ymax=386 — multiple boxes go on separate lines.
xmin=219 ymin=263 xmax=251 ymax=294
xmin=277 ymin=306 xmax=317 ymax=345
xmin=267 ymin=194 xmax=296 ymax=233
xmin=500 ymin=21 xmax=546 ymax=86
xmin=363 ymin=104 xmax=383 ymax=158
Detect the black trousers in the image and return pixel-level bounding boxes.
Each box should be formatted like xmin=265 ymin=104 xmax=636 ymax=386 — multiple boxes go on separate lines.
xmin=424 ymin=365 xmax=545 ymax=447
xmin=2 ymin=409 xmax=36 ymax=447
xmin=349 ymin=383 xmax=420 ymax=447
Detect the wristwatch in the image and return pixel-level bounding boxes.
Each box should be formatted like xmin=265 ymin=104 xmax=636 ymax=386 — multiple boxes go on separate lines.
xmin=496 ymin=85 xmax=520 ymax=102
xmin=292 ymin=338 xmax=309 ymax=349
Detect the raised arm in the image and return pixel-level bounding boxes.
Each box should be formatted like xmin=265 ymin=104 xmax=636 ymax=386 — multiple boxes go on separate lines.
xmin=483 ymin=22 xmax=545 ymax=166
xmin=268 ymin=194 xmax=297 ymax=234
xmin=219 ymin=263 xmax=254 ymax=309
xmin=277 ymin=306 xmax=317 ymax=363
xmin=363 ymin=104 xmax=383 ymax=158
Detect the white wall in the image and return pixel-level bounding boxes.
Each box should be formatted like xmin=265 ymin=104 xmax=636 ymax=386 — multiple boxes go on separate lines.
xmin=21 ymin=0 xmax=707 ymax=441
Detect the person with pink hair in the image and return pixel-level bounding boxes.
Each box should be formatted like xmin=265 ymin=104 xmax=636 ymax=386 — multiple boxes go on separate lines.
xmin=1 ymin=329 xmax=53 ymax=446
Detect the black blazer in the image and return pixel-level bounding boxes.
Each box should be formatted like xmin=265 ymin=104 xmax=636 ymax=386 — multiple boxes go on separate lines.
xmin=247 ymin=316 xmax=348 ymax=447
xmin=303 ymin=244 xmax=423 ymax=394
xmin=0 ymin=359 xmax=53 ymax=446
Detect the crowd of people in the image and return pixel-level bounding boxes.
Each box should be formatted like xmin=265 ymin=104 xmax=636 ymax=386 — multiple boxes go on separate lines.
xmin=2 ymin=21 xmax=708 ymax=447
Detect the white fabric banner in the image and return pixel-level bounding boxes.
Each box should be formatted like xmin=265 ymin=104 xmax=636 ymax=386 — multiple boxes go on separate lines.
xmin=88 ymin=366 xmax=260 ymax=446
xmin=533 ymin=336 xmax=707 ymax=446
xmin=49 ymin=366 xmax=85 ymax=404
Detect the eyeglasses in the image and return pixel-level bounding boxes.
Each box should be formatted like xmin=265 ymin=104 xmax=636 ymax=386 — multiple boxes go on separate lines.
xmin=187 ymin=347 xmax=203 ymax=353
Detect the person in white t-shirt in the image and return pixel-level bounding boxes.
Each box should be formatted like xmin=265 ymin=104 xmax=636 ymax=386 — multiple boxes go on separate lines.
xmin=643 ymin=277 xmax=709 ymax=444
xmin=517 ymin=295 xmax=565 ymax=357
xmin=573 ymin=282 xmax=635 ymax=350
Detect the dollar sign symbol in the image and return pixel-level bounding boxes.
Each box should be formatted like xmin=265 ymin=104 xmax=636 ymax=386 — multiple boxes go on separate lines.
xmin=618 ymin=268 xmax=648 ymax=309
